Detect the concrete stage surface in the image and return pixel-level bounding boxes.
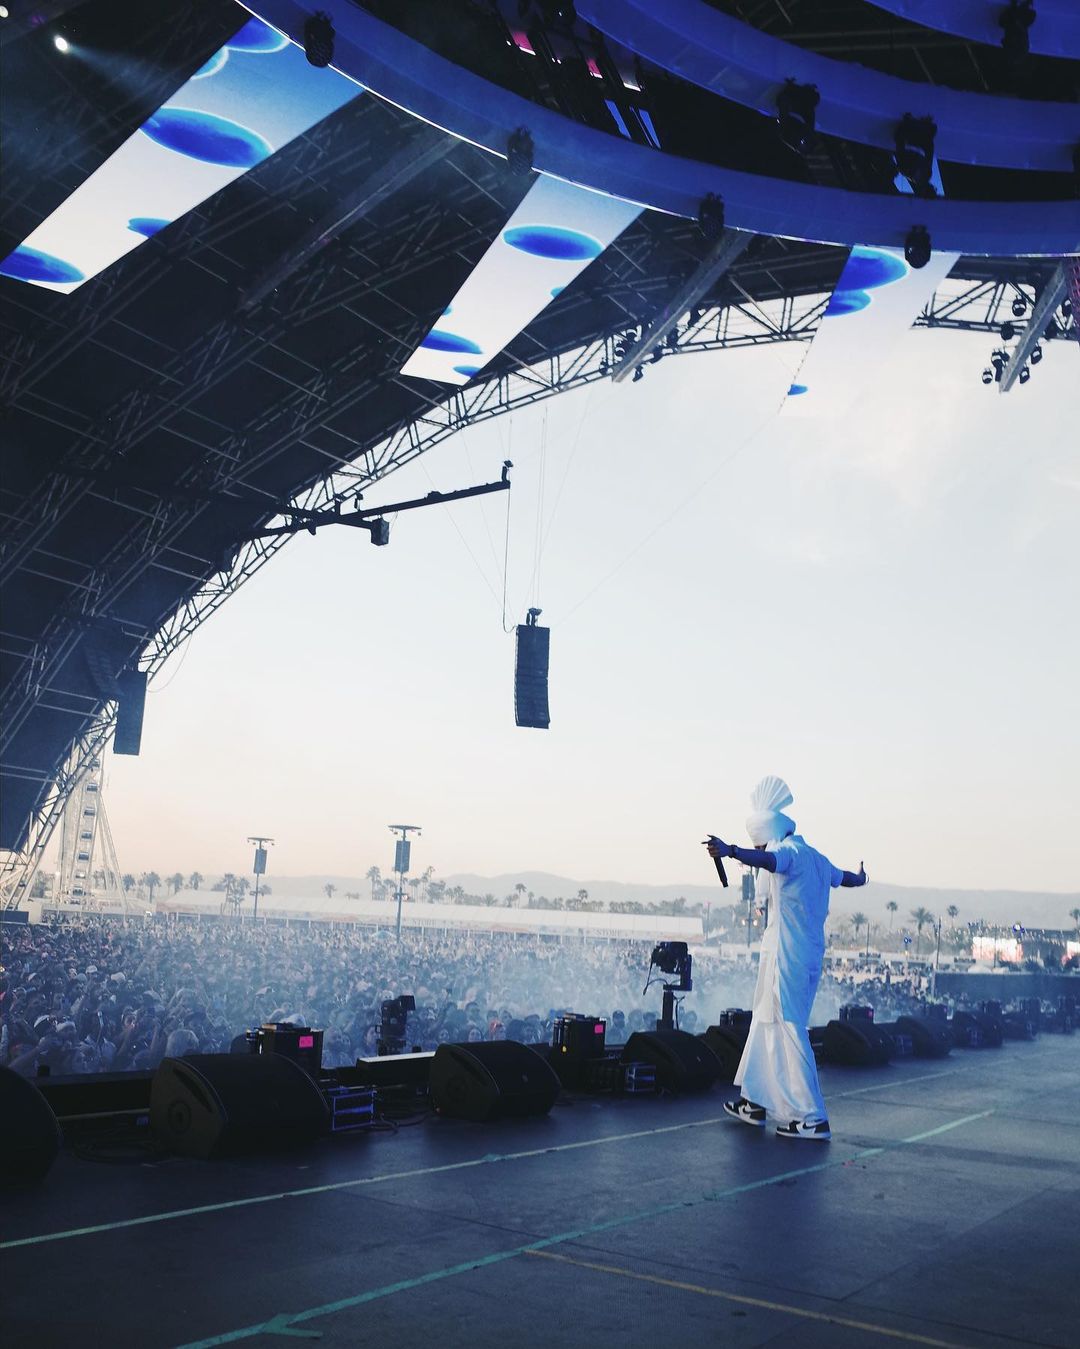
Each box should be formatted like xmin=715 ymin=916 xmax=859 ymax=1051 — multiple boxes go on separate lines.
xmin=3 ymin=1037 xmax=1077 ymax=1349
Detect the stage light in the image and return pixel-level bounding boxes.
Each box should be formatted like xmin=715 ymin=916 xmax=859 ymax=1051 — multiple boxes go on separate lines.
xmin=981 ymin=368 xmax=993 ymax=385
xmin=1045 ymin=318 xmax=1061 ymax=340
xmin=776 ymin=79 xmax=819 ymax=155
xmin=697 ymin=192 xmax=724 ymax=241
xmin=0 ymin=6 xmax=11 ymax=19
xmin=1030 ymin=344 xmax=1043 ymax=364
xmin=1018 ymin=365 xmax=1031 ymax=384
xmin=1000 ymin=321 xmax=1016 ymax=342
xmin=54 ymin=33 xmax=70 ymax=53
xmin=1011 ymin=296 xmax=1027 ymax=317
xmin=506 ymin=126 xmax=534 ymax=176
xmin=632 ymin=366 xmax=644 ymax=382
xmin=304 ymin=11 xmax=334 ymax=67
xmin=894 ymin=115 xmax=938 ymax=196
xmin=903 ymin=225 xmax=931 ymax=269
xmin=999 ymin=0 xmax=1035 ymax=59
xmin=1063 ymin=297 xmax=1073 ymax=318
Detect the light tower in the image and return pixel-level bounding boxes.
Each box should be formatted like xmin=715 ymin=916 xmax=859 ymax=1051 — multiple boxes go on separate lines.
xmin=247 ymin=836 xmax=274 ymax=919
xmin=388 ymin=824 xmax=422 ymax=942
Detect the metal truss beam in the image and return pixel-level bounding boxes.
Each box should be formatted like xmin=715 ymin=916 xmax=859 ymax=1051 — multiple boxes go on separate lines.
xmin=999 ymin=266 xmax=1068 ymax=393
xmin=611 ymin=228 xmax=754 ymax=382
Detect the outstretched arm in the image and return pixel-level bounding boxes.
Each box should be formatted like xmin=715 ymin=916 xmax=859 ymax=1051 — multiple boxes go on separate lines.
xmin=706 ymin=838 xmax=777 ymax=873
xmin=838 ymin=862 xmax=868 ymax=888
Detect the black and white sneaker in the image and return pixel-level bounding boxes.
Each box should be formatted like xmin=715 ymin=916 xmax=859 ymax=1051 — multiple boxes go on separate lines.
xmin=775 ymin=1118 xmax=831 ymax=1141
xmin=723 ymin=1097 xmax=766 ymax=1127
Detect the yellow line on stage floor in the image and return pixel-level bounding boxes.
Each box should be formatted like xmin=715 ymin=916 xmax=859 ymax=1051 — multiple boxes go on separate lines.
xmin=525 ymin=1250 xmax=975 ymax=1349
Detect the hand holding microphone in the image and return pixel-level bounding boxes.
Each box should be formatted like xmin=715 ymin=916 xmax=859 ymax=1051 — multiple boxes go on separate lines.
xmin=702 ymin=834 xmax=731 ymax=887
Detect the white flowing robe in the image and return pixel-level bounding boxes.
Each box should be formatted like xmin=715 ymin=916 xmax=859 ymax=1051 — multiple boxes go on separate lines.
xmin=735 ymin=834 xmax=844 ymax=1122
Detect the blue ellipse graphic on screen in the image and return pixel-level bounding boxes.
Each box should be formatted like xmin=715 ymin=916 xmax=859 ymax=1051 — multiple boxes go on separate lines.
xmin=840 ymin=246 xmax=907 ymax=292
xmin=141 ymin=108 xmax=272 ymax=168
xmin=226 ymin=18 xmax=289 ymax=53
xmin=192 ymin=48 xmax=228 ymax=78
xmin=550 ymin=286 xmax=565 ymax=297
xmin=0 ymin=245 xmax=84 ymax=285
xmin=127 ymin=217 xmax=171 ymax=238
xmin=503 ymin=225 xmax=602 ymax=261
xmin=453 ymin=365 xmax=481 ymax=378
xmin=787 ymin=383 xmax=808 ymax=396
xmin=421 ymin=330 xmax=483 ymax=354
xmin=824 ymin=289 xmax=871 ymax=318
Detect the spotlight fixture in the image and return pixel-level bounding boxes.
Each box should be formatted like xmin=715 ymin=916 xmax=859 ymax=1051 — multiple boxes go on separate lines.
xmin=632 ymin=366 xmax=644 ymax=383
xmin=666 ymin=328 xmax=679 ymax=351
xmin=697 ymin=192 xmax=725 ymax=241
xmin=893 ymin=115 xmax=938 ymax=196
xmin=1011 ymin=295 xmax=1027 ymax=317
xmin=1000 ymin=321 xmax=1016 ymax=342
xmin=776 ymin=79 xmax=819 ymax=155
xmin=1030 ymin=344 xmax=1043 ymax=364
xmin=54 ymin=33 xmax=70 ymax=53
xmin=506 ymin=126 xmax=534 ymax=177
xmin=688 ymin=306 xmax=702 ymax=325
xmin=303 ymin=12 xmax=334 ymax=67
xmin=1018 ymin=365 xmax=1031 ymax=384
xmin=1062 ymin=297 xmax=1073 ymax=319
xmin=981 ymin=368 xmax=994 ymax=385
xmin=999 ymin=0 xmax=1036 ymax=59
xmin=0 ymin=5 xmax=10 ymax=18
xmin=1045 ymin=318 xmax=1060 ymax=340
xmin=903 ymin=224 xmax=931 ymax=269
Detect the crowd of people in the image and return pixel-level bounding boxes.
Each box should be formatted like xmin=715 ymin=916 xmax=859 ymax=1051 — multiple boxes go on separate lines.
xmin=0 ymin=914 xmax=934 ymax=1077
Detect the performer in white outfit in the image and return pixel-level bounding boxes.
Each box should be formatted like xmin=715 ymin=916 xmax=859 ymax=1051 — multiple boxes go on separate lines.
xmin=706 ymin=776 xmax=867 ymax=1140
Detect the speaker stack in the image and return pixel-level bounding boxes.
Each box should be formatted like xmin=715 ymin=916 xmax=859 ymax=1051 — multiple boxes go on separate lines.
xmin=151 ymin=1053 xmax=330 ymax=1159
xmin=429 ymin=1041 xmax=561 ymax=1121
xmin=621 ymin=1029 xmax=722 ymax=1093
xmin=699 ymin=1009 xmax=752 ymax=1083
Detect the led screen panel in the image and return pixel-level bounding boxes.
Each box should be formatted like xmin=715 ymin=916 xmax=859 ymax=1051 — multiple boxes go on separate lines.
xmin=400 ymin=173 xmax=641 ymax=386
xmin=0 ymin=16 xmax=361 ymax=294
xmin=782 ymin=245 xmax=959 ymax=418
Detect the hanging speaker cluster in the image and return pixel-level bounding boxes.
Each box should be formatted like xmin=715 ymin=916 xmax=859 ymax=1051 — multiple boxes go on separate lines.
xmin=514 ymin=608 xmax=550 ymax=729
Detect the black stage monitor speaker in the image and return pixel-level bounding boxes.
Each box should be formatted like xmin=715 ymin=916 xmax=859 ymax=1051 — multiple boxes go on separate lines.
xmin=699 ymin=1024 xmax=749 ymax=1083
xmin=113 ymin=669 xmax=148 ymax=755
xmin=151 ymin=1053 xmax=329 ymax=1159
xmin=430 ymin=1041 xmax=560 ymax=1121
xmin=0 ymin=1066 xmax=63 ymax=1187
xmin=515 ymin=618 xmax=550 ymax=729
xmin=889 ymin=1016 xmax=951 ymax=1058
xmin=820 ymin=1019 xmax=893 ymax=1067
xmin=622 ymin=1029 xmax=721 ymax=1093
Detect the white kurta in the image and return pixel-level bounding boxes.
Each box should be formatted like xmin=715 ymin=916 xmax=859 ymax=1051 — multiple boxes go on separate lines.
xmin=735 ymin=834 xmax=843 ymax=1123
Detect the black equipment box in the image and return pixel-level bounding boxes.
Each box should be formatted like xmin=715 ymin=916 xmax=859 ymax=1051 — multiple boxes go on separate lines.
xmin=839 ymin=1004 xmax=875 ymax=1023
xmin=346 ymin=1052 xmax=435 ymax=1090
xmin=717 ymin=1007 xmax=752 ymax=1031
xmin=255 ymin=1024 xmax=324 ymax=1076
xmin=553 ymin=1014 xmax=607 ymax=1058
xmin=322 ymin=1082 xmax=375 ymax=1133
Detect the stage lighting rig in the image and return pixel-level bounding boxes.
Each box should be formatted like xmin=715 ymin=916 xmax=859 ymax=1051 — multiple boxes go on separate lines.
xmin=697 ymin=192 xmax=725 ymax=241
xmin=304 ymin=12 xmax=334 ymax=67
xmin=776 ymin=80 xmax=819 ymax=155
xmin=1011 ymin=296 xmax=1028 ymax=318
xmin=1000 ymin=321 xmax=1017 ymax=342
xmin=904 ymin=225 xmax=932 ymax=269
xmin=1030 ymin=344 xmax=1043 ymax=364
xmin=506 ymin=127 xmax=534 ymax=177
xmin=894 ymin=115 xmax=937 ymax=197
xmin=999 ymin=0 xmax=1036 ymax=59
xmin=1018 ymin=365 xmax=1031 ymax=384
xmin=981 ymin=368 xmax=994 ymax=385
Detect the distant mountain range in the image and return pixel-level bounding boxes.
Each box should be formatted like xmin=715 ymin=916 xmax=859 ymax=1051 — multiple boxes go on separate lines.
xmin=222 ymin=870 xmax=1079 ymax=928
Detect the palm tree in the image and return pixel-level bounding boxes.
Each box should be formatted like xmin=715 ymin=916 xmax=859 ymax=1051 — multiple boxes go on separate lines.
xmin=235 ymin=877 xmax=249 ymax=896
xmin=1070 ymin=907 xmax=1080 ymax=930
xmin=886 ymin=900 xmax=898 ymax=929
xmin=366 ymin=866 xmax=381 ymax=901
xmin=169 ymin=872 xmax=184 ymax=894
xmin=514 ymin=882 xmax=527 ymax=906
xmin=851 ymin=911 xmax=868 ymax=952
xmin=947 ymin=905 xmax=959 ymax=921
xmin=142 ymin=871 xmax=161 ymax=902
xmin=189 ymin=872 xmax=203 ymax=891
xmin=577 ymin=888 xmax=588 ymax=906
xmin=122 ymin=873 xmax=136 ymax=893
xmin=421 ymin=865 xmax=435 ymax=900
xmin=324 ymin=882 xmax=337 ymax=900
xmin=910 ymin=906 xmax=934 ymax=957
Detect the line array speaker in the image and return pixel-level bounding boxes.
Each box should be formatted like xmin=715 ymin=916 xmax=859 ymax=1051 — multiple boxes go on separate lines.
xmin=151 ymin=1053 xmax=329 ymax=1159
xmin=113 ymin=669 xmax=148 ymax=756
xmin=514 ymin=620 xmax=550 ymax=729
xmin=430 ymin=1040 xmax=561 ymax=1121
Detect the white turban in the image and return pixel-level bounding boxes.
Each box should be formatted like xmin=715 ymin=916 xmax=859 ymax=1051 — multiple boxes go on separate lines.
xmin=746 ymin=775 xmax=795 ymax=846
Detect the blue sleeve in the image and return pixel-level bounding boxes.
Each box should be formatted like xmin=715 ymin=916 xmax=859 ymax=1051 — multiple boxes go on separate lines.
xmin=773 ymin=845 xmax=794 ymax=875
xmin=830 ymin=865 xmax=844 ymax=888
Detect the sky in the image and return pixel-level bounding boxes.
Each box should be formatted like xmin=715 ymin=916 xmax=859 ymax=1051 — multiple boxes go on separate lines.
xmin=97 ymin=321 xmax=1078 ymax=893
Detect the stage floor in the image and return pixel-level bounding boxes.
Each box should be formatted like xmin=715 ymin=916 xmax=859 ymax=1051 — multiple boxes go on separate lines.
xmin=3 ymin=1036 xmax=1078 ymax=1349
